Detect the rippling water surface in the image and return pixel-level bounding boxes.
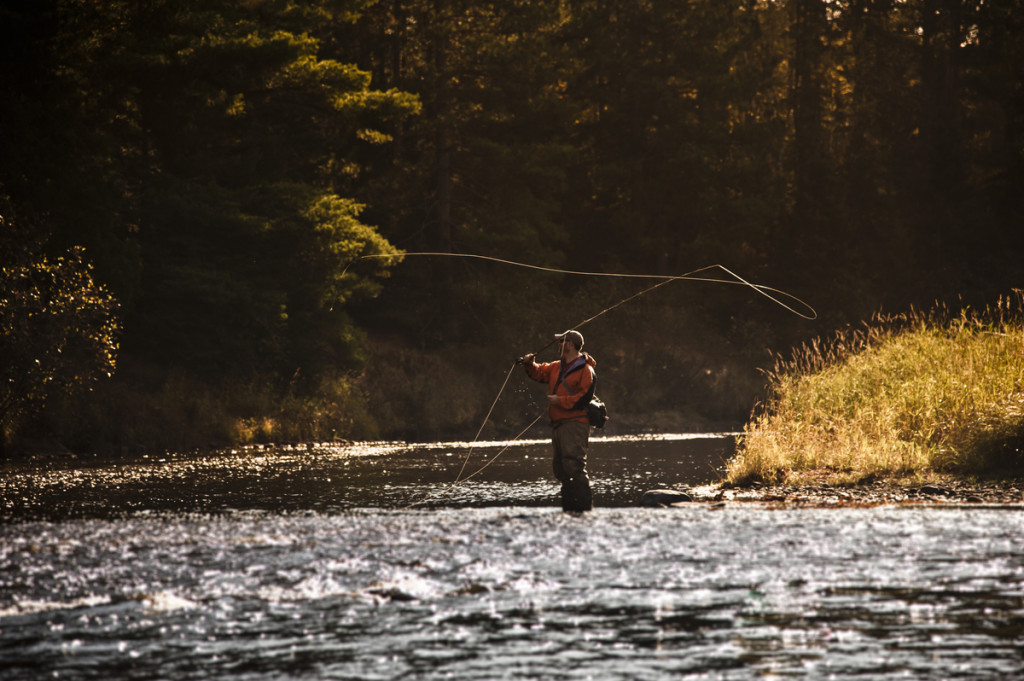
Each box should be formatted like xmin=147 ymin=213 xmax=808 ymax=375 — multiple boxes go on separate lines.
xmin=3 ymin=435 xmax=1024 ymax=680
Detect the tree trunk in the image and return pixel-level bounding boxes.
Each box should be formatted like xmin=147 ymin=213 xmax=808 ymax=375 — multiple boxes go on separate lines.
xmin=432 ymin=0 xmax=453 ymax=253
xmin=790 ymin=0 xmax=828 ymax=226
xmin=920 ymin=0 xmax=964 ymax=199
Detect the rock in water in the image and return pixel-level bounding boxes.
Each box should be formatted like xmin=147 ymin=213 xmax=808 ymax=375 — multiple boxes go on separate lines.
xmin=918 ymin=485 xmax=950 ymax=497
xmin=640 ymin=489 xmax=693 ymax=507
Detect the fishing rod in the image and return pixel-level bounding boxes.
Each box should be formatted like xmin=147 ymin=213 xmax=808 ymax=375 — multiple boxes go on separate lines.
xmin=514 ymin=274 xmax=676 ymax=364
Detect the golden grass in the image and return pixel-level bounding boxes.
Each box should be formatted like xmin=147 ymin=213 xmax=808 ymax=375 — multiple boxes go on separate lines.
xmin=728 ymin=292 xmax=1024 ymax=485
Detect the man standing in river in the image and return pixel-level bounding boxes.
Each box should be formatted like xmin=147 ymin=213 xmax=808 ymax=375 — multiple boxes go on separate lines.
xmin=520 ymin=330 xmax=597 ymax=512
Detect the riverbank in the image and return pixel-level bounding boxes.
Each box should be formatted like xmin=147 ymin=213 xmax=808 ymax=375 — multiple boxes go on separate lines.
xmin=682 ymin=477 xmax=1024 ymax=507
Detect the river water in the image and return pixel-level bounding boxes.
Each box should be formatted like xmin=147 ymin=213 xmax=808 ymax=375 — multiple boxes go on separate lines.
xmin=3 ymin=435 xmax=1024 ymax=680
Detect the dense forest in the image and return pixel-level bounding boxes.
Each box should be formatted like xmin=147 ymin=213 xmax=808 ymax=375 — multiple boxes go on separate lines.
xmin=2 ymin=0 xmax=1022 ymax=454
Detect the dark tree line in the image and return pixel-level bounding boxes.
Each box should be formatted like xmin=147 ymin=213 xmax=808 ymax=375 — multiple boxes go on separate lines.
xmin=2 ymin=0 xmax=1022 ymax=451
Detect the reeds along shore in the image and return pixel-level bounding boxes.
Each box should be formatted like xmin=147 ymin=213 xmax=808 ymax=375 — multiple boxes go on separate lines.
xmin=728 ymin=292 xmax=1024 ymax=486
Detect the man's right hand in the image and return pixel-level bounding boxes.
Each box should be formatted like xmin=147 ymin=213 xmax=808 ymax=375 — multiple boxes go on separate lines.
xmin=518 ymin=353 xmax=535 ymax=365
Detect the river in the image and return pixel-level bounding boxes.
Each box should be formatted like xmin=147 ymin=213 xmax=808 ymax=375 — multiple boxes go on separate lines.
xmin=2 ymin=434 xmax=1023 ymax=679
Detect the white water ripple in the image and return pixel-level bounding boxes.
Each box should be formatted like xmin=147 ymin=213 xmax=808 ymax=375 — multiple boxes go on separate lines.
xmin=2 ymin=506 xmax=1023 ymax=680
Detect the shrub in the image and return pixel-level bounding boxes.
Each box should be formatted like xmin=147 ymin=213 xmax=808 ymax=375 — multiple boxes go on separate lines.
xmin=1 ymin=241 xmax=120 ymax=452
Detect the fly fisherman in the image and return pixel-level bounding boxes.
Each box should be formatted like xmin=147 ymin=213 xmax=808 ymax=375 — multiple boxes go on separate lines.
xmin=520 ymin=330 xmax=597 ymax=512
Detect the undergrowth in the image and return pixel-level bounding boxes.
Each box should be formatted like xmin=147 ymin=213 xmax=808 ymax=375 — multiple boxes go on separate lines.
xmin=728 ymin=291 xmax=1024 ymax=485
xmin=17 ymin=338 xmax=492 ymax=456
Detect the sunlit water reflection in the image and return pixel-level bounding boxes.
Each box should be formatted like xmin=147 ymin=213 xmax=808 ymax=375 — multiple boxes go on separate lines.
xmin=3 ymin=435 xmax=1024 ymax=680
xmin=1 ymin=434 xmax=735 ymax=517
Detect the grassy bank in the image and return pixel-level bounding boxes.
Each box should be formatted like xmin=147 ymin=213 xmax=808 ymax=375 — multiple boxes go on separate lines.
xmin=728 ymin=293 xmax=1024 ymax=485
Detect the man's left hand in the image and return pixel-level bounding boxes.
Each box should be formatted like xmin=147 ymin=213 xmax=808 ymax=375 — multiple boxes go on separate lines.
xmin=546 ymin=394 xmax=560 ymax=405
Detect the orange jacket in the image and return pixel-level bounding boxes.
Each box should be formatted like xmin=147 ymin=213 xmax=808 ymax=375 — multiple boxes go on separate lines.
xmin=525 ymin=353 xmax=597 ymax=424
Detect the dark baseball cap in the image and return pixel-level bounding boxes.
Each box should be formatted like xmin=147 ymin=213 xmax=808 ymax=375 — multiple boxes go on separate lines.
xmin=555 ymin=330 xmax=584 ymax=350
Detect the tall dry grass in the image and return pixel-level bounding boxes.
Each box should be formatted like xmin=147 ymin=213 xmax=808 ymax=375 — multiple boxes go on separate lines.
xmin=728 ymin=292 xmax=1024 ymax=485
